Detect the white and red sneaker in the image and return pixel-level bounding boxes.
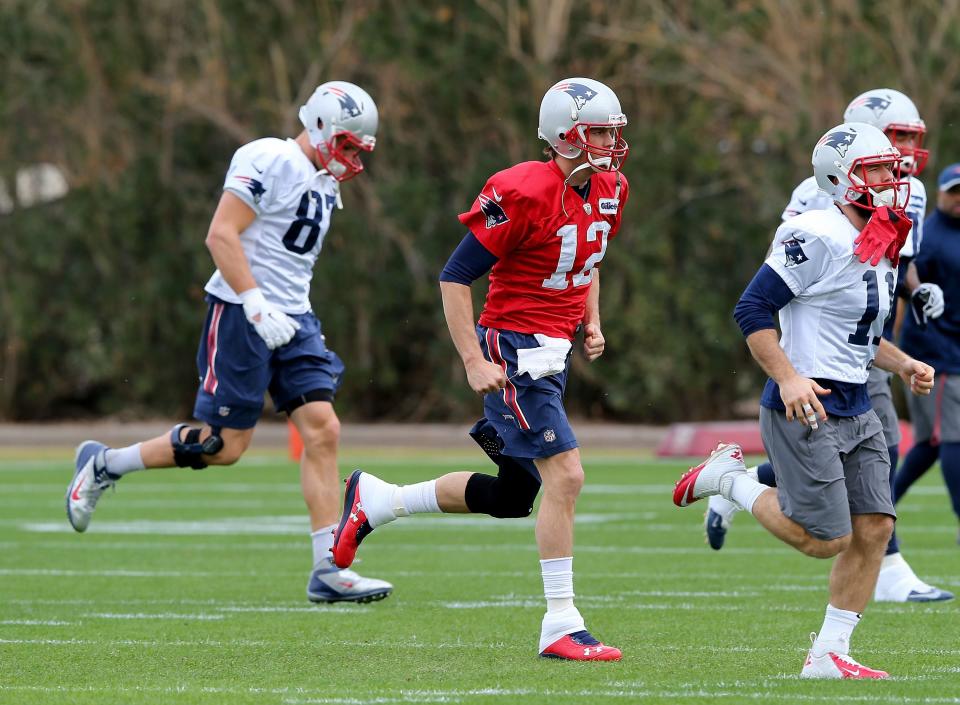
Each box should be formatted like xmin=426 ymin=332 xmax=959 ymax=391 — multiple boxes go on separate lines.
xmin=539 ymin=630 xmax=622 ymax=661
xmin=801 ymin=633 xmax=888 ymax=679
xmin=331 ymin=471 xmax=374 ymax=569
xmin=673 ymin=442 xmax=746 ymax=507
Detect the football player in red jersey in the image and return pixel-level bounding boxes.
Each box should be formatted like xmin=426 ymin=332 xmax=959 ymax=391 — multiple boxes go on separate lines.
xmin=332 ymin=78 xmax=629 ymax=660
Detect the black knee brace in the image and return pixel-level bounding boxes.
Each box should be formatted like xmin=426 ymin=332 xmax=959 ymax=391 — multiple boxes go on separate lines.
xmin=170 ymin=424 xmax=224 ymax=469
xmin=465 ymin=418 xmax=542 ymax=518
xmin=464 ymin=469 xmax=541 ymax=518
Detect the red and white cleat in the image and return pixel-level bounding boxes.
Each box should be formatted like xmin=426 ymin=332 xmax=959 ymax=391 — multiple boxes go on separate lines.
xmin=801 ymin=649 xmax=888 ymax=679
xmin=539 ymin=630 xmax=622 ymax=661
xmin=331 ymin=470 xmax=374 ymax=569
xmin=673 ymin=442 xmax=746 ymax=507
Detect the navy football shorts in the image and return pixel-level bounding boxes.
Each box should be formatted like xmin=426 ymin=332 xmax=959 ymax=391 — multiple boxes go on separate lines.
xmin=193 ymin=296 xmax=345 ymax=429
xmin=476 ymin=325 xmax=578 ymax=461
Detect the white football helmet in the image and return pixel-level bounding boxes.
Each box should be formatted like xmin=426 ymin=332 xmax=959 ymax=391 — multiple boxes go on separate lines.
xmin=299 ymin=81 xmax=378 ymax=181
xmin=537 ymin=77 xmax=628 ymax=171
xmin=843 ymin=89 xmax=928 ymax=175
xmin=813 ymin=122 xmax=909 ymax=211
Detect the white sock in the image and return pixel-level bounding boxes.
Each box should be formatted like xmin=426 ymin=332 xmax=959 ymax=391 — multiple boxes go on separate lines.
xmin=813 ymin=604 xmax=860 ymax=654
xmin=357 ymin=473 xmax=401 ymax=528
xmin=104 ymin=444 xmax=145 ymax=476
xmin=730 ymin=473 xmax=767 ymax=513
xmin=876 ymin=552 xmax=931 ymax=598
xmin=311 ymin=523 xmax=337 ymax=570
xmin=746 ymin=466 xmax=759 ymax=481
xmin=538 ymin=604 xmax=585 ymax=652
xmin=541 ymin=557 xmax=575 ymax=612
xmin=395 ymin=480 xmax=441 ymax=516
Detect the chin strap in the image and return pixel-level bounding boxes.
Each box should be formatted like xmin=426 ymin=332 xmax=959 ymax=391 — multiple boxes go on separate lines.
xmin=561 ymin=162 xmax=597 ymax=217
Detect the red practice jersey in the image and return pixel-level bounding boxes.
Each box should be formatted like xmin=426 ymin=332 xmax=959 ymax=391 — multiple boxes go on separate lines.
xmin=459 ymin=160 xmax=630 ymax=340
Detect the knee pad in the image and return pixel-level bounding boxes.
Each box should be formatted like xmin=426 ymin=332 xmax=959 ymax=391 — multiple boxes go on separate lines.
xmin=170 ymin=424 xmax=224 ymax=470
xmin=464 ymin=468 xmax=541 ymax=518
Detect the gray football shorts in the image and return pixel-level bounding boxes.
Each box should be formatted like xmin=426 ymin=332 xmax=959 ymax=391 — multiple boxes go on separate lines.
xmin=907 ymin=374 xmax=960 ymax=444
xmin=760 ymin=406 xmax=896 ymax=541
xmin=867 ymin=366 xmax=900 ymax=447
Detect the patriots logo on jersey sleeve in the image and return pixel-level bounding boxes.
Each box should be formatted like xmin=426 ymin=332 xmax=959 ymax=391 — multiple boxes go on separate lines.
xmin=324 ymin=86 xmax=363 ymax=119
xmin=818 ymin=130 xmax=857 ymax=158
xmin=850 ymin=95 xmax=892 ymax=119
xmin=478 ymin=193 xmax=509 ymax=228
xmin=554 ymin=82 xmax=599 ymax=110
xmin=234 ymin=175 xmax=266 ymax=204
xmin=782 ymin=235 xmax=809 ymax=268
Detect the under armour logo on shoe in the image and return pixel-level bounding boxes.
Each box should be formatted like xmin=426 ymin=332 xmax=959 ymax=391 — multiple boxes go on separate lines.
xmin=583 ymin=646 xmax=604 ymax=656
xmin=350 ymin=503 xmax=363 ymax=523
xmin=731 ymin=448 xmax=743 ymax=461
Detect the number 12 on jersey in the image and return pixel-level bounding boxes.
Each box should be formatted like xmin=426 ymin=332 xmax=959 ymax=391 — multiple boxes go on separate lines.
xmin=542 ymin=222 xmax=611 ymax=290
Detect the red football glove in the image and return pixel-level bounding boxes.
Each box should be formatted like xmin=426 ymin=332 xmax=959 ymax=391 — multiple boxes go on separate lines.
xmin=853 ymin=206 xmax=912 ymax=267
xmin=884 ymin=208 xmax=911 ymax=267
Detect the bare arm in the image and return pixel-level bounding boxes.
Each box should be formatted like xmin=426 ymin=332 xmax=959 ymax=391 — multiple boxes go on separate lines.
xmin=745 ymin=329 xmax=831 ymax=425
xmin=875 ymin=338 xmax=934 ymax=395
xmin=205 ymin=191 xmax=259 ymax=294
xmin=439 ymin=281 xmax=506 ymax=394
xmin=583 ymin=270 xmax=604 ymax=361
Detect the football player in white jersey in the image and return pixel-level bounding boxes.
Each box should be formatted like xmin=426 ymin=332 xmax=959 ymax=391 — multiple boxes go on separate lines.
xmin=705 ymin=89 xmax=953 ymax=603
xmin=65 ymin=81 xmax=393 ymax=604
xmin=674 ymin=122 xmax=935 ymax=678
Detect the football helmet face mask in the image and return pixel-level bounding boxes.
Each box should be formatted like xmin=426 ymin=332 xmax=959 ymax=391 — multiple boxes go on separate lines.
xmin=812 ymin=122 xmax=910 ymax=212
xmin=537 ymin=77 xmax=629 ymax=171
xmin=843 ymin=89 xmax=928 ymax=175
xmin=299 ymin=81 xmax=378 ymax=182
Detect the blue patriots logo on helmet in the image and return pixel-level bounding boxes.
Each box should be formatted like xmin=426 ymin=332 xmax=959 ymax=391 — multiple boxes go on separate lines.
xmin=782 ymin=235 xmax=809 ymax=268
xmin=325 ymin=86 xmax=363 ymax=119
xmin=478 ymin=193 xmax=509 ymax=229
xmin=554 ymin=82 xmax=599 ymax=110
xmin=819 ymin=130 xmax=858 ymax=158
xmin=852 ymin=95 xmax=892 ymax=118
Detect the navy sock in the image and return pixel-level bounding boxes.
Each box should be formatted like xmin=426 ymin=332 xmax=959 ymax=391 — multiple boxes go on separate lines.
xmin=893 ymin=440 xmax=939 ymax=504
xmin=886 ymin=444 xmax=901 ymax=556
xmin=939 ymin=442 xmax=960 ymax=522
xmin=756 ymin=462 xmax=777 ymax=487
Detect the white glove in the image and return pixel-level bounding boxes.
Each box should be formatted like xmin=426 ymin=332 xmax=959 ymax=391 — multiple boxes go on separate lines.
xmin=240 ymin=288 xmax=300 ymax=350
xmin=915 ymin=282 xmax=945 ymax=319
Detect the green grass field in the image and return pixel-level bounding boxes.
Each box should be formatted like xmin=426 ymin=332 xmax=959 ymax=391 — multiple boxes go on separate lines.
xmin=1 ymin=447 xmax=959 ymax=704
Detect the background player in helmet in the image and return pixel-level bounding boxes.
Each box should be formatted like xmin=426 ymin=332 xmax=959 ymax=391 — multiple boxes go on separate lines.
xmin=65 ymin=81 xmax=393 ymax=605
xmin=674 ymin=122 xmax=935 ymax=678
xmin=895 ymin=163 xmax=960 ymax=540
xmin=704 ymin=89 xmax=952 ymax=603
xmin=330 ymin=78 xmax=629 ymax=661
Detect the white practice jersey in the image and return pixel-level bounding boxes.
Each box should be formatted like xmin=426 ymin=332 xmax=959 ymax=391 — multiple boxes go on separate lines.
xmin=780 ymin=175 xmax=926 ymax=257
xmin=766 ymin=209 xmax=896 ymax=384
xmin=204 ymin=138 xmax=339 ymax=314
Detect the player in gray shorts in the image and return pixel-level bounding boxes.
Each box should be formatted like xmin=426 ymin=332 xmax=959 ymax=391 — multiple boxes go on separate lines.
xmin=673 ymin=122 xmax=937 ymax=678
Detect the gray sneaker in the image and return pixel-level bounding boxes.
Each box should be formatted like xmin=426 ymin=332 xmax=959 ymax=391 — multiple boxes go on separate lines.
xmin=66 ymin=441 xmax=116 ymax=532
xmin=307 ymin=562 xmax=393 ymax=604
